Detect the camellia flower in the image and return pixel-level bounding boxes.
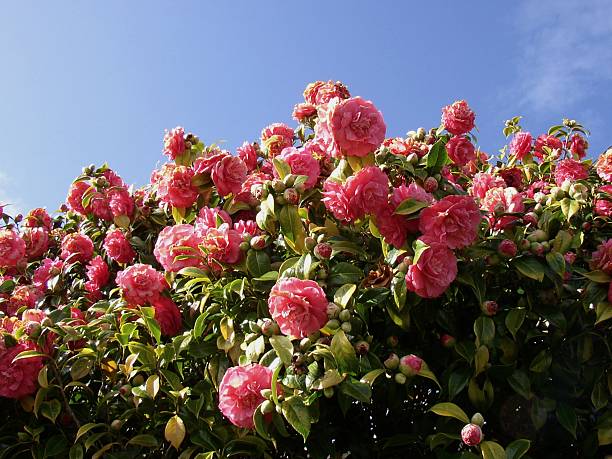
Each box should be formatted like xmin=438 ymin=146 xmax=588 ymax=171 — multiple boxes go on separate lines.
xmin=328 ymin=96 xmax=386 ymax=158
xmin=446 ymin=135 xmax=476 ymax=167
xmin=116 ymin=263 xmax=167 ymax=306
xmin=150 ymin=295 xmax=182 ymax=337
xmin=570 ymin=133 xmax=587 ymax=159
xmin=344 ymin=166 xmax=389 ymax=219
xmin=261 ymin=123 xmax=294 ymax=158
xmin=0 ymin=340 xmax=43 ymax=399
xmin=211 ymin=155 xmax=248 ymax=197
xmin=405 ymin=239 xmax=458 ymax=298
xmin=218 ymin=363 xmax=276 ymax=429
xmin=594 ymin=185 xmax=612 ymax=217
xmin=304 ymin=80 xmax=350 ymax=106
xmin=236 ymin=141 xmax=259 ymax=172
xmin=554 ymin=159 xmax=588 ymax=185
xmin=508 ymin=131 xmax=532 ymax=160
xmin=103 ymin=229 xmax=136 ymax=264
xmin=480 ymin=187 xmax=524 ymax=230
xmin=60 ymin=233 xmax=94 ymax=264
xmin=596 ymin=148 xmax=612 ymax=182
xmin=275 ymin=147 xmax=321 ymax=190
xmin=163 ymin=126 xmax=186 ymax=160
xmin=23 ymin=208 xmax=53 ymax=231
xmin=419 ymin=195 xmax=481 ymax=249
xmin=22 ymin=227 xmax=49 ymax=260
xmin=0 ymin=229 xmax=26 ymax=268
xmin=156 ymin=164 xmax=199 ymax=209
xmin=534 ymin=134 xmax=563 ymax=160
xmin=461 ymin=423 xmax=483 ymax=446
xmin=321 ymin=179 xmax=355 ymax=223
xmin=469 ymin=173 xmax=506 ymax=201
xmin=441 ymin=100 xmax=475 ymax=135
xmin=84 ymin=256 xmax=110 ymax=300
xmin=590 ymin=239 xmax=612 ymax=274
xmin=268 ymin=277 xmax=328 ymax=338
xmin=373 ymin=204 xmax=410 ymax=248
xmin=154 ymin=224 xmax=205 ymax=272
xmin=32 ymin=258 xmax=64 ymax=290
xmin=399 ymin=354 xmax=423 ymax=377
xmin=200 ymin=224 xmax=243 ymax=270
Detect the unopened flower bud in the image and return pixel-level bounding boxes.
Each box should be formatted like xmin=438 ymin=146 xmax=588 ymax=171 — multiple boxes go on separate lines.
xmin=386 ymin=335 xmax=399 ymax=348
xmin=338 ymin=309 xmax=351 ymax=322
xmin=399 ymin=354 xmax=423 ymax=377
xmin=283 ymin=188 xmax=299 ymax=205
xmin=261 ymin=319 xmax=280 ymax=336
xmin=260 ymin=388 xmax=273 ymax=399
xmin=394 ymin=373 xmax=407 ymax=384
xmin=498 ymin=240 xmax=517 ymax=258
xmin=250 ymin=235 xmax=267 ymax=250
xmin=304 ymin=236 xmax=317 ymax=250
xmin=481 ymin=300 xmax=499 ymax=316
xmin=341 ymin=321 xmax=352 ymax=333
xmin=111 ymin=419 xmax=124 ymax=431
xmin=314 ymin=242 xmax=332 ymax=260
xmin=239 ymin=241 xmax=250 ymax=251
xmin=354 ymin=340 xmax=369 ymax=355
xmin=471 ymin=412 xmax=485 ymax=427
xmin=424 ymin=177 xmax=438 ymax=193
xmin=461 ymin=423 xmax=483 ymax=446
xmin=327 ymin=302 xmax=341 ymax=319
xmin=406 ymin=153 xmax=419 ymax=165
xmin=384 ymin=353 xmax=400 ymax=370
xmin=272 ymin=180 xmax=286 ymax=193
xmin=323 ymin=387 xmax=334 ymax=398
xmin=260 ymin=400 xmax=275 ymax=414
xmin=523 ymin=212 xmax=538 ymax=227
xmin=326 ymin=319 xmax=340 ymax=330
xmin=440 ymin=334 xmax=456 ymax=348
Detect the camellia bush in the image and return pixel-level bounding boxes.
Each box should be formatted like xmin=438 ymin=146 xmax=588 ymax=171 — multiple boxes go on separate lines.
xmin=0 ymin=81 xmax=611 ymax=459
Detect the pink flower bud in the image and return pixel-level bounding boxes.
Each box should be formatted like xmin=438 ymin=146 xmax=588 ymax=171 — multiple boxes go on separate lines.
xmin=498 ymin=240 xmax=517 ymax=258
xmin=440 ymin=334 xmax=456 ymax=348
xmin=481 ymin=300 xmax=499 ymax=316
xmin=399 ymin=354 xmax=423 ymax=376
xmin=424 ymin=177 xmax=438 ymax=193
xmin=314 ymin=242 xmax=332 ymax=260
xmin=461 ymin=423 xmax=483 ymax=446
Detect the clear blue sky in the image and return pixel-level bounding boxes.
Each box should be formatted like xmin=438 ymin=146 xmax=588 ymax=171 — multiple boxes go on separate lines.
xmin=2 ymin=1 xmax=611 ymax=214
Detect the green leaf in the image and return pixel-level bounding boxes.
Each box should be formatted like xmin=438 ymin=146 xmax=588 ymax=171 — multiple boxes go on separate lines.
xmin=505 ymin=309 xmax=526 ymax=340
xmin=165 ymin=415 xmax=186 ymax=449
xmin=429 ymin=402 xmax=470 ymax=423
xmin=331 ymin=330 xmax=359 ymax=374
xmin=556 ymin=403 xmax=577 ymax=439
xmin=75 ymin=423 xmax=107 ymax=443
xmin=474 ymin=345 xmax=489 ymax=375
xmin=505 ymin=439 xmax=531 ymax=459
xmin=334 ymin=284 xmax=357 ymax=308
xmin=508 ymin=370 xmax=531 ymax=399
xmin=40 ymin=399 xmax=62 ymax=423
xmin=272 ymin=158 xmax=291 ymax=179
xmin=312 ymin=369 xmax=344 ymax=390
xmin=481 ymin=440 xmax=507 ymax=459
xmin=278 ymin=205 xmax=306 ymax=254
xmin=448 ymin=368 xmax=471 ymax=400
xmin=339 ymin=378 xmax=372 ymax=402
xmin=328 ymin=263 xmax=362 ymax=286
xmin=69 ymin=445 xmax=84 ymax=459
xmin=172 ymin=206 xmax=185 ymax=224
xmin=394 ymin=198 xmax=428 ymax=215
xmin=513 ymin=257 xmax=545 ymax=282
xmin=474 ymin=316 xmax=495 ymax=346
xmin=583 ymin=270 xmax=612 ymax=283
xmin=426 ymin=139 xmax=448 ymax=171
xmin=412 ymin=239 xmax=430 ymax=265
xmin=128 ymin=434 xmax=159 ymax=448
xmin=246 ymin=250 xmax=271 ymax=278
xmin=269 ymin=335 xmax=293 ymax=366
xmin=178 ymin=267 xmax=209 ymax=278
xmin=591 ymin=379 xmax=608 ymax=411
xmin=560 ymin=198 xmax=580 ymax=221
xmin=529 ymin=350 xmax=552 ymax=373
xmin=12 ymin=350 xmax=48 ymax=361
xmin=281 ymin=396 xmax=311 ymax=441
xmin=246 ymin=335 xmax=265 ymax=362
xmin=545 ymin=252 xmax=565 ymax=277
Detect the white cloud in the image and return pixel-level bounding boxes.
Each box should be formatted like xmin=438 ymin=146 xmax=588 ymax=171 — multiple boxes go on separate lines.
xmin=514 ymin=0 xmax=612 ymax=111
xmin=0 ymin=171 xmax=25 ymax=216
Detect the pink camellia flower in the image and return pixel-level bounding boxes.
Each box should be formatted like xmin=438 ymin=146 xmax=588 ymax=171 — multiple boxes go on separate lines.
xmin=90 ymin=191 xmax=113 ymax=221
xmin=344 ymin=166 xmax=389 ymax=219
xmin=419 ymin=195 xmax=481 ymax=250
xmin=596 ymin=149 xmax=612 ymax=182
xmin=446 ymin=135 xmax=476 ymax=167
xmin=24 ymin=208 xmax=53 ymax=231
xmin=508 ymin=131 xmax=533 ymax=160
xmin=373 ymin=204 xmax=410 ymax=248
xmin=154 ymin=224 xmax=204 ymax=272
xmin=0 ymin=341 xmax=43 ymax=399
xmin=481 ymin=187 xmax=524 ymax=230
xmin=275 ymin=147 xmax=321 ymax=190
xmin=292 ymin=102 xmax=317 ymax=121
xmin=461 ymin=423 xmax=484 ymax=446
xmin=103 ymin=229 xmax=136 ymax=264
xmin=534 ymin=134 xmax=563 ymax=160
xmin=570 ymin=134 xmax=587 ymax=159
xmin=235 ymin=171 xmax=272 ymax=205
xmin=399 ymin=354 xmax=423 ymax=377
xmin=200 ymin=224 xmax=243 ymax=270
xmin=150 ymin=296 xmax=182 ymax=337
xmin=60 ymin=233 xmax=94 ymax=264
xmin=498 ymin=239 xmax=517 ymax=258
xmin=237 ymin=141 xmax=259 ymax=172
xmin=594 ymin=185 xmax=612 ymax=217
xmin=211 ymin=155 xmax=248 ymax=198
xmin=192 ymin=148 xmax=230 ymax=176
xmin=261 ymin=123 xmax=294 ymax=158
xmin=156 ymin=164 xmax=199 ymax=209
xmin=66 ymin=181 xmax=92 ymax=215
xmin=84 ymin=256 xmax=110 ymax=300
xmin=107 ymin=188 xmax=134 ymax=219
xmin=196 ymin=207 xmax=232 ymax=232
xmin=498 ymin=168 xmax=524 ymax=190
xmin=102 ymin=170 xmax=126 ymax=188
xmin=391 ymin=182 xmax=435 ymax=209
xmin=22 ymin=308 xmax=46 ymax=324
xmin=22 ymin=227 xmax=49 ymax=260
xmin=218 ymin=363 xmax=275 ymax=429
xmin=405 ymin=239 xmax=458 ymax=299
xmin=163 ymin=126 xmax=186 ymax=160
xmin=234 ymin=219 xmax=260 ymax=238
xmin=116 ymin=263 xmax=167 ymax=306
xmin=590 ymin=240 xmax=612 ymax=274
xmin=0 ymin=229 xmax=26 ymax=268
xmin=469 ymin=173 xmax=506 ymax=200
xmin=7 ymin=285 xmax=42 ymax=317
xmin=268 ymin=277 xmax=328 ymax=338
xmin=304 ymin=80 xmax=351 ymax=106
xmin=554 ymin=159 xmax=588 ymax=186
xmin=441 ymin=100 xmax=475 ymax=135
xmin=564 ymin=252 xmax=577 ymax=265
xmin=321 ymin=179 xmax=355 ymax=223
xmin=33 ymin=258 xmax=63 ymax=290
xmin=328 ymin=96 xmax=386 ymax=158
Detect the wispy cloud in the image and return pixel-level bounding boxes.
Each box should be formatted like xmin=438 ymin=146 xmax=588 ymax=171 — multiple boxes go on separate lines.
xmin=514 ymin=0 xmax=612 ymax=112
xmin=0 ymin=171 xmax=25 ymax=216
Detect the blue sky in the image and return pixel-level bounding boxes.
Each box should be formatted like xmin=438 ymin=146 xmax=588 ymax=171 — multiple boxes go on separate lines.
xmin=1 ymin=1 xmax=612 ymax=214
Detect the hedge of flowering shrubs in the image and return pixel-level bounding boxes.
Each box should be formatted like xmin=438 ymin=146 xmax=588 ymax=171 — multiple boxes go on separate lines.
xmin=1 ymin=81 xmax=612 ymax=459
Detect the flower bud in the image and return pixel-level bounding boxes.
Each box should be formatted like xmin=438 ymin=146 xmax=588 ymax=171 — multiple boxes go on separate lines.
xmin=326 ymin=319 xmax=340 ymax=330
xmin=531 ymin=242 xmax=545 ymax=257
xmin=481 ymin=300 xmax=499 ymax=316
xmin=261 ymin=319 xmax=280 ymax=336
xmin=341 ymin=321 xmax=352 ymax=333
xmin=272 ymin=180 xmax=286 ymax=193
xmin=461 ymin=423 xmax=483 ymax=446
xmin=239 ymin=241 xmax=250 ymax=252
xmin=132 ymin=374 xmax=145 ymax=386
xmin=24 ymin=321 xmax=41 ymax=338
xmin=119 ymin=384 xmax=132 ymax=396
xmin=283 ymin=174 xmax=297 ymax=187
xmin=523 ymin=212 xmax=538 ymax=227
xmin=327 ymin=302 xmax=341 ymax=319
xmin=527 ymin=229 xmax=548 ymax=242
xmin=440 ymin=334 xmax=456 ymax=348
xmin=338 ymin=309 xmax=351 ymax=322
xmin=394 ymin=373 xmax=407 ymax=384
xmin=250 ymin=183 xmax=265 ymax=200
xmin=111 ymin=419 xmax=124 ymax=431
xmin=354 ymin=340 xmax=370 ymax=355
xmin=260 ymin=400 xmax=275 ymax=414
xmin=283 ymin=188 xmax=299 ymax=205
xmin=498 ymin=240 xmax=517 ymax=258
xmin=519 ymin=239 xmax=531 ymax=251
xmin=386 ymin=335 xmax=399 ymax=348
xmin=399 ymin=354 xmax=423 ymax=377
xmin=304 ymin=236 xmax=317 ymax=250
xmin=300 ymin=337 xmax=312 ymax=352
xmin=471 ymin=412 xmax=485 ymax=427
xmin=250 ymin=235 xmax=267 ymax=250
xmin=406 ymin=153 xmax=419 ymax=164
xmin=564 ymin=252 xmax=576 ymax=265
xmin=323 ymin=387 xmax=334 ymax=398
xmin=424 ymin=177 xmax=438 ymax=193
xmin=314 ymin=242 xmax=332 ymax=260
xmin=384 ymin=353 xmax=400 ymax=370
